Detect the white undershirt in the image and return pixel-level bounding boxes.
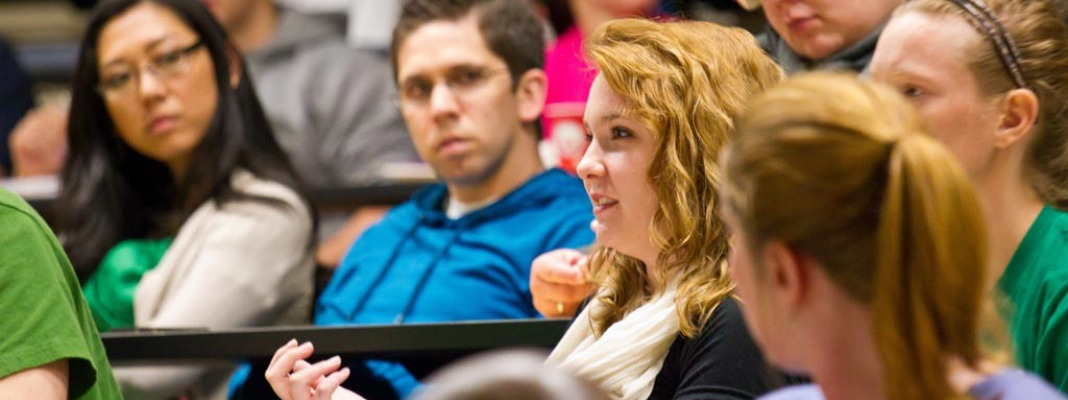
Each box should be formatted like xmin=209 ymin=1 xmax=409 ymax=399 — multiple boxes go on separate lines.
xmin=445 ymin=195 xmax=500 ymax=219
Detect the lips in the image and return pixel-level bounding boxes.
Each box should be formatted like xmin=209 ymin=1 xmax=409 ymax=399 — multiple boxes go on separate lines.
xmin=786 ymin=16 xmax=818 ymax=34
xmin=588 ymin=193 xmax=619 ymax=214
xmin=148 ymin=115 xmax=178 ymax=135
xmin=437 ymin=137 xmax=470 ymax=156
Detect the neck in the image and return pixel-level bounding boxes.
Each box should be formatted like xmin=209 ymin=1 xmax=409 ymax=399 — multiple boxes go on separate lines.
xmin=975 ymin=151 xmax=1044 ymax=281
xmin=445 ymin=129 xmax=544 ymax=204
xmin=807 ymin=296 xmax=886 ymax=400
xmin=168 ymin=157 xmax=190 ymax=184
xmin=230 ymin=0 xmax=278 ymax=53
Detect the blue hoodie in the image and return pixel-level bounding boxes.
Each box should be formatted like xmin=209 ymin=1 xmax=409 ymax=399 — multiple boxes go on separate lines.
xmin=316 ymin=168 xmax=594 ymax=398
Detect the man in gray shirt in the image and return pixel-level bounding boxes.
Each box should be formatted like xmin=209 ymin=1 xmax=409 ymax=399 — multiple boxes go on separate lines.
xmin=203 ymin=0 xmax=417 ymax=187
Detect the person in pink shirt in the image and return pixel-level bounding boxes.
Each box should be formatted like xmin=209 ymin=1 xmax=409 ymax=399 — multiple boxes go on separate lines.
xmin=542 ymin=0 xmax=660 ymax=173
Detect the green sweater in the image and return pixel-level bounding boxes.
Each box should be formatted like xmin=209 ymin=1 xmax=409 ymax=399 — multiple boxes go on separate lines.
xmin=0 ymin=188 xmax=121 ymax=399
xmin=999 ymin=205 xmax=1068 ymax=393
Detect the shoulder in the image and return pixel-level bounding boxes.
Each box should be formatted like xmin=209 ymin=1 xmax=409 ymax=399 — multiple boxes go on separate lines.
xmin=228 ymin=172 xmax=310 ymax=217
xmin=673 ymin=296 xmax=755 ymax=362
xmin=969 ymin=369 xmax=1067 ymax=400
xmin=0 ymin=188 xmax=47 ymax=230
xmin=0 ymin=188 xmax=61 ymax=262
xmin=702 ymin=296 xmax=748 ymax=334
xmin=1047 ymin=206 xmax=1068 ymax=251
xmin=654 ymin=296 xmax=783 ymax=400
xmin=177 ymin=173 xmax=313 ymax=245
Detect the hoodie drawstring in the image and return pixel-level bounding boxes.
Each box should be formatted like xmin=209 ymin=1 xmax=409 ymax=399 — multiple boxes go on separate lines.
xmin=341 ymin=215 xmax=424 ymax=321
xmin=393 ymin=228 xmax=464 ymax=324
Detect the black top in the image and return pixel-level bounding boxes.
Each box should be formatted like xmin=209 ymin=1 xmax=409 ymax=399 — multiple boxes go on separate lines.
xmin=647 ymin=297 xmax=790 ymax=400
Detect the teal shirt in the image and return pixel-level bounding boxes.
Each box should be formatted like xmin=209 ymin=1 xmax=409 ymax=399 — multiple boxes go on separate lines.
xmin=999 ymin=205 xmax=1068 ymax=393
xmin=0 ymin=188 xmax=122 ymax=399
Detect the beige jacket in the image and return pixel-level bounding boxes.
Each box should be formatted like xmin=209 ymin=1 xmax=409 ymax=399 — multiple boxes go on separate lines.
xmin=114 ymin=171 xmax=315 ymax=400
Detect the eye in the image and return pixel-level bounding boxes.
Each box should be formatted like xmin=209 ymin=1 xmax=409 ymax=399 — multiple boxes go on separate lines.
xmin=100 ymin=72 xmax=133 ymax=91
xmin=584 ymin=131 xmax=593 ymax=142
xmin=610 ymin=127 xmax=633 ymax=139
xmin=901 ymin=85 xmax=926 ymax=99
xmin=153 ymin=50 xmax=185 ymax=71
xmin=450 ymin=68 xmax=485 ymax=88
xmin=402 ymin=80 xmax=432 ymax=101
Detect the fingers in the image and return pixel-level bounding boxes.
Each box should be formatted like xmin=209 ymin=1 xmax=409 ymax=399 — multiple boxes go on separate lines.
xmin=531 ymin=249 xmax=596 ymax=317
xmin=531 ymin=276 xmax=591 ymax=317
xmin=269 ymin=339 xmax=299 ymax=367
xmin=294 ymin=359 xmax=322 ymax=388
xmin=532 ymin=249 xmax=589 ymax=285
xmin=294 ymin=359 xmax=313 ymax=371
xmin=532 ymin=279 xmax=593 ymax=302
xmin=314 ymin=367 xmax=351 ymax=400
xmin=290 ymin=356 xmax=343 ymax=400
xmin=266 ymin=340 xmax=316 ymax=400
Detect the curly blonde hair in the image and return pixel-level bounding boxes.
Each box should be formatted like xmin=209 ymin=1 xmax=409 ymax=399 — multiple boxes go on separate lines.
xmin=584 ymin=19 xmax=783 ymax=338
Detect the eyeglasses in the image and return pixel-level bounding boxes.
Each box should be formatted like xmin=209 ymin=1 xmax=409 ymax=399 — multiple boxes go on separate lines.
xmin=397 ymin=67 xmax=509 ymax=109
xmin=96 ymin=40 xmax=205 ymax=101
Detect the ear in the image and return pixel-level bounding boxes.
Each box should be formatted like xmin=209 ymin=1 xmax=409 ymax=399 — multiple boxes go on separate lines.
xmin=514 ymin=69 xmax=548 ymax=124
xmin=760 ymin=241 xmax=809 ymax=310
xmin=993 ymin=88 xmax=1039 ymax=149
xmin=226 ymin=46 xmax=243 ymax=89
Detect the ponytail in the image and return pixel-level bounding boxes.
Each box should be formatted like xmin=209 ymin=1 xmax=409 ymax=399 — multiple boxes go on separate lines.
xmin=726 ymin=72 xmax=995 ymax=400
xmin=872 ymin=135 xmax=987 ymax=400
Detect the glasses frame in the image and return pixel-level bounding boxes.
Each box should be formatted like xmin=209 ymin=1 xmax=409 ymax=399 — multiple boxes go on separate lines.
xmin=96 ymin=40 xmax=206 ymax=101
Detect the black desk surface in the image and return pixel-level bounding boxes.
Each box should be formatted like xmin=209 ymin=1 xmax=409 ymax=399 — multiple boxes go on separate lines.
xmin=102 ymin=319 xmax=569 ymax=366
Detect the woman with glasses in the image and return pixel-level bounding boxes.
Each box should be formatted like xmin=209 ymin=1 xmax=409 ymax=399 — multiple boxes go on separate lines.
xmin=869 ymin=0 xmax=1068 ymax=392
xmin=54 ymin=0 xmax=315 ymax=398
xmin=721 ymin=72 xmax=1065 ymax=400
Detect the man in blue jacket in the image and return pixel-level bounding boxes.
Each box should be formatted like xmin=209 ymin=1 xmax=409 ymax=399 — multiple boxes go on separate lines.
xmin=310 ymin=0 xmax=593 ymax=398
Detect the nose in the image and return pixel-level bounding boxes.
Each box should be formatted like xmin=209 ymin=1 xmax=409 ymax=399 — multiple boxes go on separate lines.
xmin=575 ymin=137 xmax=604 ymax=182
xmin=428 ymin=81 xmax=461 ymax=121
xmin=137 ymin=69 xmax=166 ymax=102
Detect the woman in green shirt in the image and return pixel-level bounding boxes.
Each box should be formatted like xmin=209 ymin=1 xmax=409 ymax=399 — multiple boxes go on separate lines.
xmin=0 ymin=188 xmax=121 ymax=399
xmin=870 ymin=0 xmax=1068 ymax=392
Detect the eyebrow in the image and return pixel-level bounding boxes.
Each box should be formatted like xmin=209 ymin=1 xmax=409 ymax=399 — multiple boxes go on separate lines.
xmin=582 ymin=113 xmax=624 ymax=133
xmin=399 ymin=63 xmax=489 ymax=83
xmin=599 ymin=113 xmax=623 ymax=123
xmin=100 ymin=37 xmax=172 ymax=69
xmin=890 ymin=62 xmax=940 ymax=85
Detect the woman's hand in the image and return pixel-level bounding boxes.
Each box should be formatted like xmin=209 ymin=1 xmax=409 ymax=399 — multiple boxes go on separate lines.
xmin=530 ymin=249 xmax=594 ymax=318
xmin=265 ymin=339 xmax=363 ymax=400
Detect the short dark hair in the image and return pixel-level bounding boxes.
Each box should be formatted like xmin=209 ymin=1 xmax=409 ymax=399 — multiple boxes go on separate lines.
xmin=57 ymin=0 xmax=312 ymax=274
xmin=390 ymin=0 xmax=546 ymax=86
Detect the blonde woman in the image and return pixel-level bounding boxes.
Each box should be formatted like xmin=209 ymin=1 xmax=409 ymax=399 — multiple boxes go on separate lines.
xmin=265 ymin=18 xmax=786 ymax=400
xmin=721 ymin=72 xmax=1065 ymax=400
xmin=869 ymin=0 xmax=1068 ymax=391
xmin=544 ymin=19 xmax=785 ymax=400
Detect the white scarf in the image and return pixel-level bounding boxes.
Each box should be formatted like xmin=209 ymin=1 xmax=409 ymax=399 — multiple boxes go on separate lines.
xmin=546 ymin=281 xmax=681 ymax=400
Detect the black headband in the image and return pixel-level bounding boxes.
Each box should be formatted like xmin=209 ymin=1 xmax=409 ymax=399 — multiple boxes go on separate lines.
xmin=947 ymin=0 xmax=1028 ymax=88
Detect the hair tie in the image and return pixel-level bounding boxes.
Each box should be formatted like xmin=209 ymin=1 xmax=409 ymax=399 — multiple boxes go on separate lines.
xmin=947 ymin=0 xmax=1028 ymax=89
